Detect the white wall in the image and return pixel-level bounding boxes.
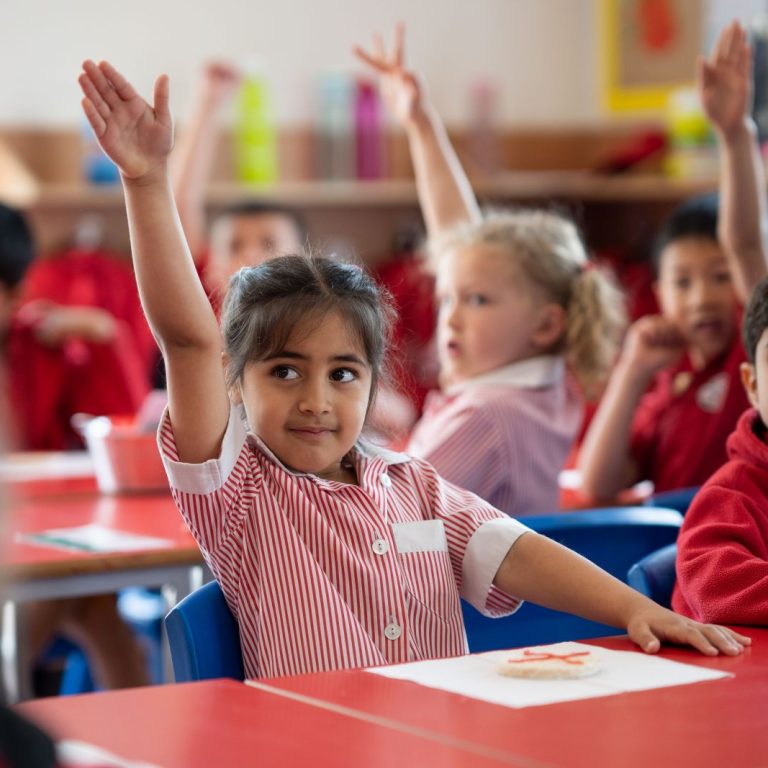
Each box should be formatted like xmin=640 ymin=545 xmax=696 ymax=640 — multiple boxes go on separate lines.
xmin=1 ymin=0 xmax=600 ymax=127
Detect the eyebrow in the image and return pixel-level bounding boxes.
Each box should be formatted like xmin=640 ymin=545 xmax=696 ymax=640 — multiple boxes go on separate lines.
xmin=265 ymin=350 xmax=368 ymax=366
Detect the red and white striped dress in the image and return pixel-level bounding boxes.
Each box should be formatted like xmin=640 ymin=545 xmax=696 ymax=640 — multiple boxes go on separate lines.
xmin=408 ymin=356 xmax=583 ymax=517
xmin=159 ymin=405 xmax=529 ymax=679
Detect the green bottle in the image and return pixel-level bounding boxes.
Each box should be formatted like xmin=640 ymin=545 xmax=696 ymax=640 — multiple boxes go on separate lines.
xmin=235 ymin=66 xmax=278 ymax=184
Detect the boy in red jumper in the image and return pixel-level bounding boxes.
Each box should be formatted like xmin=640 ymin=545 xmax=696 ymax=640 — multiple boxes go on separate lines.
xmin=580 ymin=21 xmax=768 ymax=498
xmin=673 ymin=277 xmax=768 ymax=624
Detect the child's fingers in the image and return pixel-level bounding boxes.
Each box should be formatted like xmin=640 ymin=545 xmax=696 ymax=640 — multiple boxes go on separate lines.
xmin=99 ymin=61 xmax=138 ymax=102
xmin=81 ymin=98 xmax=107 ymax=138
xmin=629 ymin=622 xmax=661 ymax=654
xmin=78 ymin=74 xmax=111 ymax=120
xmin=352 ymin=46 xmax=389 ymax=73
xmin=724 ymin=20 xmax=745 ymax=65
xmin=153 ymin=74 xmax=171 ymax=121
xmin=393 ymin=22 xmax=405 ymax=67
xmin=373 ymin=33 xmax=386 ymax=60
xmin=82 ymin=59 xmax=120 ymax=107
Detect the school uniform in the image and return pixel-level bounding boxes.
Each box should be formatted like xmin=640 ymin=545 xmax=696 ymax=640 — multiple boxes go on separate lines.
xmin=22 ymin=247 xmax=156 ymax=374
xmin=629 ymin=335 xmax=749 ymax=493
xmin=672 ymin=408 xmax=768 ymax=625
xmin=407 ymin=356 xmax=582 ymax=517
xmin=6 ymin=318 xmax=148 ymax=450
xmin=158 ymin=404 xmax=530 ymax=679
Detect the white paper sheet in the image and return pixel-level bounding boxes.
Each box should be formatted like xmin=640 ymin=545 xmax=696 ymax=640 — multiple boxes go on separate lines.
xmin=57 ymin=739 xmax=161 ymax=768
xmin=18 ymin=524 xmax=174 ymax=554
xmin=368 ymin=642 xmax=731 ymax=709
xmin=0 ymin=451 xmax=94 ymax=481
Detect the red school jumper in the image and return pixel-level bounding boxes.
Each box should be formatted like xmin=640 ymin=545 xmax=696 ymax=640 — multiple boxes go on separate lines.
xmin=629 ymin=335 xmax=749 ymax=493
xmin=672 ymin=408 xmax=768 ymax=625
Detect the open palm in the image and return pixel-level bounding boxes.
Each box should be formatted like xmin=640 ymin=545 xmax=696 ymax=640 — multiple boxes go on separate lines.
xmin=78 ymin=60 xmax=173 ymax=179
xmin=353 ymin=24 xmax=425 ymax=128
xmin=698 ymin=21 xmax=751 ymax=137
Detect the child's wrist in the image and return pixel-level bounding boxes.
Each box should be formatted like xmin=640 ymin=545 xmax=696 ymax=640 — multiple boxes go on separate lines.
xmin=715 ymin=115 xmax=757 ymax=145
xmin=121 ymin=163 xmax=170 ymax=189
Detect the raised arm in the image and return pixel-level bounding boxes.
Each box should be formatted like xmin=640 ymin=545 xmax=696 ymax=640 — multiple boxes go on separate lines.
xmin=171 ymin=62 xmax=241 ymax=261
xmin=78 ymin=60 xmax=229 ymax=463
xmin=354 ymin=25 xmax=481 ymax=239
xmin=578 ymin=315 xmax=686 ymax=499
xmin=699 ymin=20 xmax=768 ymax=302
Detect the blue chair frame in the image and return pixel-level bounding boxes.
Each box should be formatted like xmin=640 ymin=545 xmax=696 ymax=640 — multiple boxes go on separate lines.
xmin=627 ymin=543 xmax=678 ymax=609
xmin=644 ymin=486 xmax=700 ymax=515
xmin=164 ymin=580 xmax=243 ymax=682
xmin=461 ymin=507 xmax=683 ymax=652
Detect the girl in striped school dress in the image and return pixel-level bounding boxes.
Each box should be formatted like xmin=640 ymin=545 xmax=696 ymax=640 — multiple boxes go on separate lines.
xmin=77 ymin=60 xmax=749 ymax=679
xmin=356 ymin=28 xmax=626 ymax=517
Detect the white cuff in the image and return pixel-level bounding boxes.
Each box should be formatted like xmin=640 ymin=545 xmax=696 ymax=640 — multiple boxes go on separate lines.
xmin=461 ymin=518 xmax=531 ymax=613
xmin=158 ymin=403 xmax=247 ymax=495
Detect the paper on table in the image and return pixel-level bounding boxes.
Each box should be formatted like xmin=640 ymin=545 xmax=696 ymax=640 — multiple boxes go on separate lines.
xmin=18 ymin=524 xmax=174 ymax=554
xmin=57 ymin=739 xmax=161 ymax=768
xmin=368 ymin=641 xmax=731 ymax=709
xmin=0 ymin=451 xmax=94 ymax=481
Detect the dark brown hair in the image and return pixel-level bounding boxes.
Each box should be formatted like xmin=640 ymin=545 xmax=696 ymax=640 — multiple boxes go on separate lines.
xmin=743 ymin=276 xmax=768 ymax=365
xmin=221 ymin=255 xmax=395 ymax=404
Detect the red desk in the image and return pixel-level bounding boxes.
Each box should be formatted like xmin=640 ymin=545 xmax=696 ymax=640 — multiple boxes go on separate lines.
xmin=14 ymin=631 xmax=768 ymax=768
xmin=2 ymin=455 xmax=204 ymax=701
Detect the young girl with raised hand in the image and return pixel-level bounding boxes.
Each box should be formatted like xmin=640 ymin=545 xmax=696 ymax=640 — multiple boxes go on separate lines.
xmin=77 ymin=60 xmax=748 ymax=679
xmin=355 ymin=29 xmax=625 ymax=517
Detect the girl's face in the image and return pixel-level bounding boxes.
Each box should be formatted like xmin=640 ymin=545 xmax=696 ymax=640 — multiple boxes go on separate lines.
xmin=436 ymin=245 xmax=553 ymax=385
xmin=232 ymin=310 xmax=373 ymax=483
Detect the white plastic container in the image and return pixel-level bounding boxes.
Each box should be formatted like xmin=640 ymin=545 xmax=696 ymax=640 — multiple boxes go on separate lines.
xmin=73 ymin=414 xmax=168 ymax=494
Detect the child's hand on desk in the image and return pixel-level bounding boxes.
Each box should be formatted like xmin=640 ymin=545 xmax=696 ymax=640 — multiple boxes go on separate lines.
xmin=697 ymin=20 xmax=752 ymax=142
xmin=626 ymin=605 xmax=751 ymax=656
xmin=620 ymin=315 xmax=686 ymax=382
xmin=353 ymin=23 xmax=427 ymax=130
xmin=78 ymin=60 xmax=173 ymax=181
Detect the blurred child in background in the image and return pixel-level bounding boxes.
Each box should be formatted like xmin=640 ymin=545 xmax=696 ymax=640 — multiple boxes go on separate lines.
xmin=579 ymin=21 xmax=768 ymax=500
xmin=355 ymin=27 xmax=625 ymax=516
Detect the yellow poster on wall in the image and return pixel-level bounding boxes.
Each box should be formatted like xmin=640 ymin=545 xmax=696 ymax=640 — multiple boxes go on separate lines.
xmin=600 ymin=0 xmax=703 ymax=112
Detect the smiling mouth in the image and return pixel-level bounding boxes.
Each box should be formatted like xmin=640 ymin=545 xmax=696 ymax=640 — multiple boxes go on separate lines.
xmin=289 ymin=426 xmax=335 ymax=441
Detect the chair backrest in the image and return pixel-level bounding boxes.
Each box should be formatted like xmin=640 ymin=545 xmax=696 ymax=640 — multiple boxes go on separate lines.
xmin=164 ymin=580 xmax=244 ymax=682
xmin=644 ymin=486 xmax=700 ymax=514
xmin=627 ymin=543 xmax=678 ymax=609
xmin=461 ymin=506 xmax=683 ymax=652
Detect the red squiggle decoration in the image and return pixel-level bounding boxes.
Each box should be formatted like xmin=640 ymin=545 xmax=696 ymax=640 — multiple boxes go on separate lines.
xmin=505 ymin=650 xmax=592 ymax=666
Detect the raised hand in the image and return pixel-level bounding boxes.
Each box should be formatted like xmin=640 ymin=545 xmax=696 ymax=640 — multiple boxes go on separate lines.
xmin=199 ymin=60 xmax=242 ymax=107
xmin=621 ymin=315 xmax=686 ymax=379
xmin=78 ymin=60 xmax=173 ymax=180
xmin=353 ymin=23 xmax=426 ymax=129
xmin=697 ymin=20 xmax=752 ymax=139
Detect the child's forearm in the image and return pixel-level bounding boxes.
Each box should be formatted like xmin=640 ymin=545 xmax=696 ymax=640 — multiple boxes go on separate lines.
xmin=123 ymin=166 xmax=219 ymax=351
xmin=717 ymin=117 xmax=768 ymax=302
xmin=494 ymin=532 xmax=651 ymax=628
xmin=170 ymin=95 xmax=222 ymax=261
xmin=578 ymin=361 xmax=649 ymax=500
xmin=406 ymin=107 xmax=481 ymax=239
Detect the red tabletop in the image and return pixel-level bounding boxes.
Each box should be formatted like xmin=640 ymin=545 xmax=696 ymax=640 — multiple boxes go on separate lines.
xmin=259 ymin=630 xmax=768 ymax=768
xmin=16 ymin=679 xmax=512 ymax=768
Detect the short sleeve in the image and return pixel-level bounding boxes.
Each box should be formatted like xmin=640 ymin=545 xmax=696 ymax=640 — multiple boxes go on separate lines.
xmin=157 ymin=403 xmax=257 ymax=556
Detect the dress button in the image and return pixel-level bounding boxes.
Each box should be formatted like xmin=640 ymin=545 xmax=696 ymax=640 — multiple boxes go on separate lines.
xmin=371 ymin=538 xmax=389 ymax=556
xmin=384 ymin=622 xmax=402 ymax=641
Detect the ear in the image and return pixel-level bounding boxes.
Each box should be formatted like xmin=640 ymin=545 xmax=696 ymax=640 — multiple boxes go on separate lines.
xmin=740 ymin=362 xmax=759 ymax=409
xmin=531 ymin=303 xmax=567 ymax=350
xmin=222 ymin=352 xmax=242 ymax=404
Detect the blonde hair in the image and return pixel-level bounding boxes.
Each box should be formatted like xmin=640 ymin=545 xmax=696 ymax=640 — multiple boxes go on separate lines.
xmin=431 ymin=208 xmax=626 ymax=398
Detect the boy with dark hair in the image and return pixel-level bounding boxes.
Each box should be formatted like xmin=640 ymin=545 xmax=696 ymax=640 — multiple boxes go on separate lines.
xmin=579 ymin=22 xmax=768 ymax=499
xmin=672 ymin=276 xmax=768 ymax=624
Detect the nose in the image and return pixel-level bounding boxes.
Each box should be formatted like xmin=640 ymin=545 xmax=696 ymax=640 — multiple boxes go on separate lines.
xmin=298 ymin=377 xmax=332 ymax=415
xmin=688 ymin=276 xmax=718 ymax=308
xmin=441 ymin=298 xmax=462 ymax=330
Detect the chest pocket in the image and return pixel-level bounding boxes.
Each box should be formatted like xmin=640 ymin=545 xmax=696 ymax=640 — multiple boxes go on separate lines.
xmin=391 ymin=520 xmax=459 ymax=620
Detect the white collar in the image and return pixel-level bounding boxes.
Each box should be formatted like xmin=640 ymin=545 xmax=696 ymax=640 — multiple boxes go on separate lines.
xmin=445 ymin=355 xmax=565 ymax=395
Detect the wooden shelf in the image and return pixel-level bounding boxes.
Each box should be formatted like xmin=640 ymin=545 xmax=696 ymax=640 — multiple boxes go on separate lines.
xmin=27 ymin=172 xmax=719 ymax=211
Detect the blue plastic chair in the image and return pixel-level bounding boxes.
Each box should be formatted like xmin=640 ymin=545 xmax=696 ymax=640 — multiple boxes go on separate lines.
xmin=627 ymin=543 xmax=678 ymax=609
xmin=164 ymin=580 xmax=244 ymax=682
xmin=461 ymin=507 xmax=683 ymax=652
xmin=644 ymin=486 xmax=700 ymax=515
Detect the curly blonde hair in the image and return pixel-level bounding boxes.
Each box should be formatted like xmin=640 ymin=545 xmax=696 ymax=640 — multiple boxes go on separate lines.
xmin=430 ymin=208 xmax=626 ymax=398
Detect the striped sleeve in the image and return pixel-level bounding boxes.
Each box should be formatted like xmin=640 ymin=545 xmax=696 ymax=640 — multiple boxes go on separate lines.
xmin=156 ymin=403 xmax=257 ymax=557
xmin=407 ymin=459 xmax=530 ymax=617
